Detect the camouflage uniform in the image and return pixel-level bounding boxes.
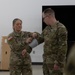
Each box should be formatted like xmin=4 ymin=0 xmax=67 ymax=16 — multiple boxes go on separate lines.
xmin=7 ymin=31 xmax=32 ymax=75
xmin=36 ymin=21 xmax=67 ymax=75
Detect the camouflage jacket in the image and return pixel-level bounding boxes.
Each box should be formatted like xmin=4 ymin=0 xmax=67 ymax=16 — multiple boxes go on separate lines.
xmin=7 ymin=31 xmax=32 ymax=54
xmin=36 ymin=21 xmax=67 ymax=64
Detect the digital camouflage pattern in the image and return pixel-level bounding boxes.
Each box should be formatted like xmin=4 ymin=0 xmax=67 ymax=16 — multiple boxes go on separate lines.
xmin=36 ymin=21 xmax=67 ymax=75
xmin=7 ymin=31 xmax=32 ymax=75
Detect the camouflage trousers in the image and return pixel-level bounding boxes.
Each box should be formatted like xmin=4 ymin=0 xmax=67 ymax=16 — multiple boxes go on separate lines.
xmin=10 ymin=64 xmax=32 ymax=75
xmin=9 ymin=53 xmax=32 ymax=75
xmin=43 ymin=63 xmax=63 ymax=75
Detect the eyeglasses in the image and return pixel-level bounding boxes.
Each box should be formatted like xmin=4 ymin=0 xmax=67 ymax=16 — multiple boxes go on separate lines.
xmin=42 ymin=14 xmax=51 ymax=21
xmin=42 ymin=16 xmax=48 ymax=21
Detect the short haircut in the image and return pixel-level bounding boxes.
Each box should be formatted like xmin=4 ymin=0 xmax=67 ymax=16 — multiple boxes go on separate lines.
xmin=43 ymin=8 xmax=55 ymax=17
xmin=13 ymin=18 xmax=22 ymax=26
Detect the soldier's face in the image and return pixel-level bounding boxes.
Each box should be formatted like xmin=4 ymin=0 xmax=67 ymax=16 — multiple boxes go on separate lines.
xmin=13 ymin=20 xmax=22 ymax=32
xmin=42 ymin=13 xmax=50 ymax=25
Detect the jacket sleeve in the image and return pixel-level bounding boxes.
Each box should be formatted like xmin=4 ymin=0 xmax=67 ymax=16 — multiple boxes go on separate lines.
xmin=56 ymin=26 xmax=68 ymax=67
xmin=23 ymin=31 xmax=33 ymax=53
xmin=34 ymin=31 xmax=44 ymax=44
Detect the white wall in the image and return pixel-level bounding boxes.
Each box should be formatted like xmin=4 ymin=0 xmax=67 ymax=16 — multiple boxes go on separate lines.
xmin=0 ymin=0 xmax=75 ymax=62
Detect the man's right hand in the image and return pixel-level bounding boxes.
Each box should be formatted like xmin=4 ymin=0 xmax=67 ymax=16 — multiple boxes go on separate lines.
xmin=32 ymin=32 xmax=38 ymax=38
xmin=53 ymin=64 xmax=60 ymax=70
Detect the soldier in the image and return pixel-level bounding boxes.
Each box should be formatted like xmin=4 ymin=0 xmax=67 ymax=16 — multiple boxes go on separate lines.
xmin=7 ymin=18 xmax=34 ymax=75
xmin=31 ymin=8 xmax=68 ymax=75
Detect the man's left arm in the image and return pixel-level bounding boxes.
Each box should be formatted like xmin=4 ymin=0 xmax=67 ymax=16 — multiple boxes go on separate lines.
xmin=57 ymin=26 xmax=68 ymax=67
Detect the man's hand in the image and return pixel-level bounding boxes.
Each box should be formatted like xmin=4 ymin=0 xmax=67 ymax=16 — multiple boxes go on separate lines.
xmin=53 ymin=64 xmax=59 ymax=70
xmin=53 ymin=60 xmax=59 ymax=70
xmin=32 ymin=32 xmax=38 ymax=38
xmin=22 ymin=49 xmax=27 ymax=57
